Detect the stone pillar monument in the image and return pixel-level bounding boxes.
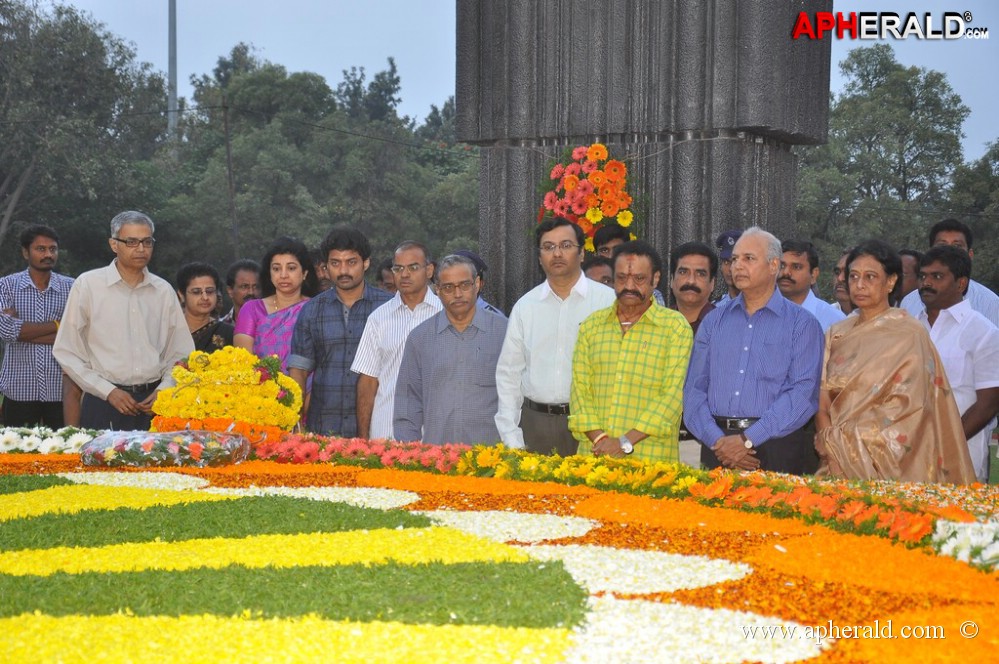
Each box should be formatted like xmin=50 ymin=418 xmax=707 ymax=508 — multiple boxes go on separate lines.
xmin=456 ymin=0 xmax=832 ymax=310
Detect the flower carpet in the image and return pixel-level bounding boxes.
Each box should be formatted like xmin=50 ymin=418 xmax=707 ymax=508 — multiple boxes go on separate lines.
xmin=0 ymin=431 xmax=997 ymax=662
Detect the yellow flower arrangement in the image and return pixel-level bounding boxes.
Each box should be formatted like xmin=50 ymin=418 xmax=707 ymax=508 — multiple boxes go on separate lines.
xmin=151 ymin=347 xmax=303 ymax=444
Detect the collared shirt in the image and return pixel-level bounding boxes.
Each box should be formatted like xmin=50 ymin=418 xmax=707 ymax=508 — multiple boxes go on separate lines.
xmin=0 ymin=269 xmax=74 ymax=401
xmin=902 ymin=279 xmax=999 ymax=328
xmin=351 ymin=289 xmax=442 ymax=439
xmin=495 ymin=274 xmax=616 ymax=449
xmin=799 ymin=290 xmax=846 ymax=332
xmin=394 ymin=307 xmax=507 ymax=444
xmin=670 ymin=301 xmax=715 ymax=337
xmin=683 ymin=288 xmax=824 ymax=447
xmin=570 ymin=303 xmax=693 ymax=462
xmin=917 ymin=299 xmax=999 ymax=481
xmin=220 ymin=307 xmax=235 ymax=325
xmin=53 ymin=261 xmax=194 ymax=400
xmin=288 ymin=285 xmax=392 ymax=437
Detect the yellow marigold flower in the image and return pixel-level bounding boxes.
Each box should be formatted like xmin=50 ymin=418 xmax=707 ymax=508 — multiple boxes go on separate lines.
xmin=671 ymin=475 xmax=698 ymax=495
xmin=584 ymin=237 xmax=595 ymax=253
xmin=617 ymin=210 xmax=634 ymax=227
xmin=585 ymin=207 xmax=603 ymax=223
xmin=475 ymin=447 xmax=502 ymax=469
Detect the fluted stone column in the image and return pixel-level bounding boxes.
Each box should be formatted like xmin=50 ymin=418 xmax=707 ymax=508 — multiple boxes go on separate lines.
xmin=456 ymin=0 xmax=832 ymax=310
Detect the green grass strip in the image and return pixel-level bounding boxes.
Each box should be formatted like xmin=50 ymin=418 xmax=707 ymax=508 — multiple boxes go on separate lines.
xmin=0 ymin=561 xmax=587 ymax=628
xmin=0 ymin=496 xmax=431 ymax=551
xmin=0 ymin=475 xmax=73 ymax=495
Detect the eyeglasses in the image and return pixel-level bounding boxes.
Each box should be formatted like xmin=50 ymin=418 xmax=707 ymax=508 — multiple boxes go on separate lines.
xmin=391 ymin=263 xmax=427 ymax=274
xmin=112 ymin=236 xmax=156 ymax=248
xmin=540 ymin=241 xmax=580 ymax=254
xmin=438 ymin=280 xmax=475 ymax=295
xmin=187 ymin=287 xmax=218 ymax=297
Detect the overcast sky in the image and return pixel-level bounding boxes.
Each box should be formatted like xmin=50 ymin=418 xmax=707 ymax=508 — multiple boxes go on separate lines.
xmin=62 ymin=0 xmax=998 ymax=160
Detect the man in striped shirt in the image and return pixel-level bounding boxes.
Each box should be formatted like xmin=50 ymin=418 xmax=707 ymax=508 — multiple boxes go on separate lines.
xmin=570 ymin=241 xmax=693 ymax=462
xmin=351 ymin=241 xmax=442 ymax=439
xmin=683 ymin=227 xmax=824 ymax=475
xmin=0 ymin=225 xmax=74 ymax=427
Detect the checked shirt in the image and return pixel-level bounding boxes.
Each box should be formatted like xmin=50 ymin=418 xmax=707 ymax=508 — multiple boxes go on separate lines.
xmin=0 ymin=270 xmax=74 ymax=402
xmin=288 ymin=285 xmax=392 ymax=437
xmin=569 ymin=302 xmax=693 ymax=463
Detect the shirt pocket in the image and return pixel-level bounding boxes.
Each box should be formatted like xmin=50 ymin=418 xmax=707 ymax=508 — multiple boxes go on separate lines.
xmin=473 ymin=345 xmax=501 ymax=387
xmin=937 ymin=350 xmax=969 ymax=391
xmin=758 ymin=340 xmax=789 ymax=382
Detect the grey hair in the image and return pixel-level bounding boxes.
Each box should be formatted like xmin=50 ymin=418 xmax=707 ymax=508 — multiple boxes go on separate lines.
xmin=740 ymin=226 xmax=782 ymax=263
xmin=110 ymin=211 xmax=155 ymax=237
xmin=435 ymin=254 xmax=478 ymax=281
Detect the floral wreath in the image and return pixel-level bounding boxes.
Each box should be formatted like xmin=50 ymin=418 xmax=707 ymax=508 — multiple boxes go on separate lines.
xmin=539 ymin=143 xmax=635 ymax=253
xmin=151 ymin=347 xmax=303 ymax=444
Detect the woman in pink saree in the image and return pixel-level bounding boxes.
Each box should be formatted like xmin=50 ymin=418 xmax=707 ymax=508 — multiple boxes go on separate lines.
xmin=815 ymin=240 xmax=975 ymax=484
xmin=233 ymin=237 xmax=318 ymax=372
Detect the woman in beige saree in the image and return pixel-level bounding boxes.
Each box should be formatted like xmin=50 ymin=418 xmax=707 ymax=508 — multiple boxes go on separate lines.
xmin=815 ymin=240 xmax=975 ymax=484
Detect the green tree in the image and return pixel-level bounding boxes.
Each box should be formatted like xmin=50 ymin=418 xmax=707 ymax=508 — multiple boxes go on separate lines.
xmin=948 ymin=140 xmax=999 ymax=290
xmin=796 ymin=44 xmax=971 ymax=291
xmin=0 ymin=1 xmax=168 ymax=274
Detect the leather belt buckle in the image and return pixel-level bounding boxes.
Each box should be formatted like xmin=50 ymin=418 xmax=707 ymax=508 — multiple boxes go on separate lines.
xmin=714 ymin=416 xmax=759 ymax=431
xmin=525 ymin=398 xmax=570 ymax=416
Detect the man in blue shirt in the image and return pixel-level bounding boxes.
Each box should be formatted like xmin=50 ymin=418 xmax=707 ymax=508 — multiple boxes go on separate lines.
xmin=288 ymin=228 xmax=392 ymax=437
xmin=683 ymin=227 xmax=824 ymax=475
xmin=0 ymin=225 xmax=74 ymax=427
xmin=394 ymin=254 xmax=507 ymax=444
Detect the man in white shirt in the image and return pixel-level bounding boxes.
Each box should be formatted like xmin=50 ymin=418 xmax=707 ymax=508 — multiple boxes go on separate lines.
xmin=53 ymin=211 xmax=193 ymax=430
xmin=778 ymin=240 xmax=845 ymax=332
xmin=916 ymin=245 xmax=999 ymax=482
xmin=495 ymin=217 xmax=616 ymax=455
xmin=351 ymin=241 xmax=441 ymax=439
xmin=901 ymin=219 xmax=999 ymax=328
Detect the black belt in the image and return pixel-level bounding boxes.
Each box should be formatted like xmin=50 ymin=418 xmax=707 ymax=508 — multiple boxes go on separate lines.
xmin=113 ymin=381 xmax=159 ymax=394
xmin=714 ymin=416 xmax=759 ymax=431
xmin=524 ymin=398 xmax=570 ymax=416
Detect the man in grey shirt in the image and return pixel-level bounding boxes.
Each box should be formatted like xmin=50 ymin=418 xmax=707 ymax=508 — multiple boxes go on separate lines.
xmin=394 ymin=254 xmax=507 ymax=444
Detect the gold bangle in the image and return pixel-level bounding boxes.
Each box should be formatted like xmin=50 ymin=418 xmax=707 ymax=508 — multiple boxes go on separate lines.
xmin=54 ymin=320 xmax=60 ymax=331
xmin=591 ymin=432 xmax=609 ymax=447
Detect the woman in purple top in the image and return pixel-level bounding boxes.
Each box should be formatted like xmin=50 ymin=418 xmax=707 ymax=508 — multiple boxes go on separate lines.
xmin=234 ymin=236 xmax=319 ymax=372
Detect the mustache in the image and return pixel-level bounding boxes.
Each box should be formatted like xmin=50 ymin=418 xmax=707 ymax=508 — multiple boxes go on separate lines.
xmin=679 ymin=284 xmax=701 ymax=293
xmin=617 ymin=289 xmax=643 ymax=300
xmin=920 ymin=287 xmax=937 ymax=296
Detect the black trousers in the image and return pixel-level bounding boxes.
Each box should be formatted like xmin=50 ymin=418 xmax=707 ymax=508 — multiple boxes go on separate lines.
xmin=700 ymin=425 xmax=819 ymax=476
xmin=80 ymin=389 xmax=155 ymax=431
xmin=1 ymin=399 xmax=64 ymax=429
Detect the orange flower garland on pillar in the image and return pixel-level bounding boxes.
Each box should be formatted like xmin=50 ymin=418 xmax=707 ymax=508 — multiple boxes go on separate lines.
xmin=539 ymin=143 xmax=634 ymax=252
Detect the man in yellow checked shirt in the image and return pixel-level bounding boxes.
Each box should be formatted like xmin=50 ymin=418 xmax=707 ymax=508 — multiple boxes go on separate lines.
xmin=569 ymin=241 xmax=693 ymax=462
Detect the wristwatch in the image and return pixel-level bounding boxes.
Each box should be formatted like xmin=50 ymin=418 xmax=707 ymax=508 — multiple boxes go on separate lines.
xmin=739 ymin=433 xmax=753 ymax=449
xmin=618 ymin=435 xmax=634 ymax=455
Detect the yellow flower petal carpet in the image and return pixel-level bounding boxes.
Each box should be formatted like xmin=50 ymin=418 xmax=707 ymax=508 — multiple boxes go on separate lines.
xmin=1 ymin=457 xmax=996 ymax=663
